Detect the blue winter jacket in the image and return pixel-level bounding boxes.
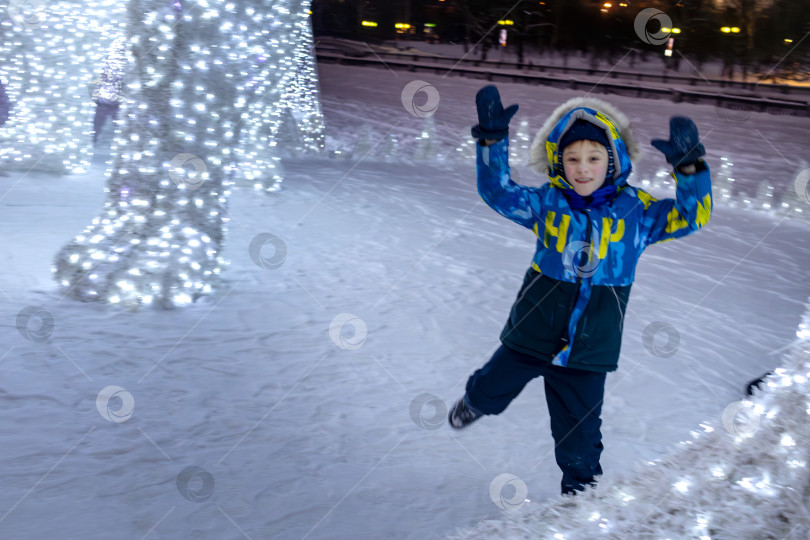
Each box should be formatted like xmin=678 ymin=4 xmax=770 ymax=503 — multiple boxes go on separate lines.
xmin=477 ymin=106 xmax=712 ymax=372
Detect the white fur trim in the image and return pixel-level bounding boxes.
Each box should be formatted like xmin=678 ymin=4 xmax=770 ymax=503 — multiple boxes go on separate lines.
xmin=528 ymin=97 xmax=642 ymax=176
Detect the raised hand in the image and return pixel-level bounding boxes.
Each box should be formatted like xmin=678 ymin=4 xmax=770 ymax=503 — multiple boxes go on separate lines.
xmin=651 ymin=116 xmax=706 ymax=169
xmin=471 ymin=85 xmax=519 ymax=141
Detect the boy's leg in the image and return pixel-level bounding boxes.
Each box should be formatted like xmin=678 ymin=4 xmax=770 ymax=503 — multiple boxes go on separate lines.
xmin=542 ymin=365 xmax=607 ymax=495
xmin=464 ymin=344 xmax=550 ymax=415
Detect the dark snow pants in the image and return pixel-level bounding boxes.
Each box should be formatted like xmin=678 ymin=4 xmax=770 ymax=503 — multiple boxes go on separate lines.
xmin=465 ymin=344 xmax=606 ymax=495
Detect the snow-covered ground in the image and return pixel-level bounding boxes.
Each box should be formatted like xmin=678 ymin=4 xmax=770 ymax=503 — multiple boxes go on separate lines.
xmin=1 ymin=63 xmax=809 ymax=539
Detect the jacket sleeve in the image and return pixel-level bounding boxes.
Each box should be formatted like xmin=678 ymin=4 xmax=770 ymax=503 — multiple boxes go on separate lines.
xmin=476 ymin=139 xmax=543 ymax=230
xmin=638 ymin=160 xmax=713 ymax=247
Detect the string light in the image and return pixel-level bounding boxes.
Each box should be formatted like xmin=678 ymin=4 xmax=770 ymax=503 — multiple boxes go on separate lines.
xmin=0 ymin=1 xmax=126 ymax=173
xmin=47 ymin=0 xmax=324 ymax=308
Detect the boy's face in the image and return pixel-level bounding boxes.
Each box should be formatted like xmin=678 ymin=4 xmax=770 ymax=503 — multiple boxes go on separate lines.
xmin=562 ymin=140 xmax=609 ymax=197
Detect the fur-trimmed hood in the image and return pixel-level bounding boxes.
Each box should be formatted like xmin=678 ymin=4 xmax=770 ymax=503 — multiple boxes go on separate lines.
xmin=529 ymin=97 xmax=642 ymax=188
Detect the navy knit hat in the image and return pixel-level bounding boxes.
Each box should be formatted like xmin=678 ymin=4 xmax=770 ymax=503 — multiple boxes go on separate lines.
xmin=557 ymin=119 xmax=615 ymax=183
xmin=559 ymin=119 xmax=611 ymax=153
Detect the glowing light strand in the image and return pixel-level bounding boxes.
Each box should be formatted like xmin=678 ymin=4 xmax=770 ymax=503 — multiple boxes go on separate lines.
xmin=0 ymin=1 xmax=126 ymax=173
xmin=53 ymin=0 xmax=323 ymax=308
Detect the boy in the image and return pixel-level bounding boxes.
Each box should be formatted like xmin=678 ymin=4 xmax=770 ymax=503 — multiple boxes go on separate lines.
xmin=448 ymin=86 xmax=712 ymax=496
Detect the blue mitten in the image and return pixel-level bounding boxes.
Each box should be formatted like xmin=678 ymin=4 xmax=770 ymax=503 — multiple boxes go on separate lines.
xmin=651 ymin=116 xmax=705 ymax=168
xmin=471 ymin=85 xmax=519 ymax=141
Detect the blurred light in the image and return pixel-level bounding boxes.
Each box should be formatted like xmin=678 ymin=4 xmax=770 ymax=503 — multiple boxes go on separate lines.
xmin=424 ymin=23 xmax=436 ymax=28
xmin=721 ymin=27 xmax=731 ymax=33
xmin=497 ymin=19 xmax=514 ymax=25
xmin=48 ymin=0 xmax=324 ymax=308
xmin=394 ymin=23 xmax=411 ymax=29
xmin=603 ymin=2 xmax=612 ymax=7
xmin=361 ymin=20 xmax=378 ymax=27
xmin=784 ymin=38 xmax=793 ymax=43
xmin=731 ymin=27 xmax=740 ymax=33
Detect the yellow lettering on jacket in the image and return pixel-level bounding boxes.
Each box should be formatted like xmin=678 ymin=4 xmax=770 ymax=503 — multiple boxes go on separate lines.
xmin=636 ymin=189 xmax=657 ymax=210
xmin=541 ymin=212 xmax=624 ymax=256
xmin=542 ymin=211 xmax=571 ymax=252
xmin=598 ymin=217 xmax=625 ymax=258
xmin=665 ymin=207 xmax=689 ymax=234
xmin=696 ymin=193 xmax=712 ymax=228
xmin=666 ymin=193 xmax=712 ymax=234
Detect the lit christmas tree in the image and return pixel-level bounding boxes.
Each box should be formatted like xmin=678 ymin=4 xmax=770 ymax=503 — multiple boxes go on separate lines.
xmin=454 ymin=137 xmax=476 ymax=162
xmin=779 ymin=165 xmax=810 ymax=221
xmin=234 ymin=11 xmax=324 ymax=192
xmin=448 ymin=298 xmax=810 ymax=539
xmin=379 ymin=132 xmax=401 ymax=162
xmin=413 ymin=115 xmax=438 ymax=161
xmin=53 ymin=0 xmax=325 ymax=308
xmin=0 ymin=0 xmax=125 ymax=173
xmin=353 ymin=124 xmax=374 ymax=158
xmin=510 ymin=119 xmax=531 ymax=165
xmin=754 ymin=181 xmax=776 ymax=212
xmin=715 ymin=156 xmax=736 ymax=205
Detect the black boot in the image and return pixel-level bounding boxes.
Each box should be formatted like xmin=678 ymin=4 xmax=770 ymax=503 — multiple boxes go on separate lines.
xmin=746 ymin=371 xmax=773 ymax=396
xmin=448 ymin=395 xmax=483 ymax=429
